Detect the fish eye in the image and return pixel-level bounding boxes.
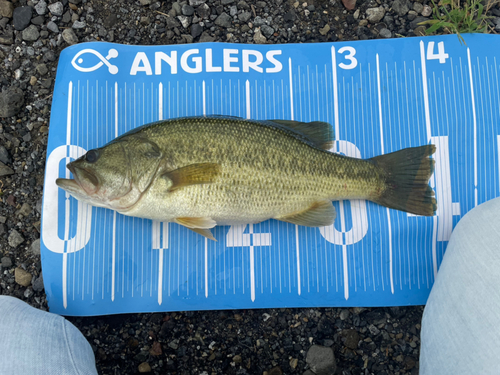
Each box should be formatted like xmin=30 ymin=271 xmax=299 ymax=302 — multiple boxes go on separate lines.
xmin=85 ymin=149 xmax=99 ymax=163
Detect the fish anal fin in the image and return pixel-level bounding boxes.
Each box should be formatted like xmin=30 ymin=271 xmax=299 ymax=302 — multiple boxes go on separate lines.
xmin=276 ymin=200 xmax=336 ymax=227
xmin=174 ymin=217 xmax=217 ymax=241
xmin=163 ymin=163 xmax=221 ymax=192
xmin=189 ymin=227 xmax=217 ymax=241
xmin=269 ymin=120 xmax=335 ymax=150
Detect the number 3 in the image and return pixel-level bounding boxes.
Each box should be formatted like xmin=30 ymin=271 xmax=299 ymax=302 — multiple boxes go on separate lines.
xmin=338 ymin=47 xmax=358 ymax=70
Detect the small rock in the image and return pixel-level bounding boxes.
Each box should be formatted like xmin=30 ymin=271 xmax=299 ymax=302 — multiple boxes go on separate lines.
xmin=13 ymin=6 xmax=32 ymax=30
xmin=306 ymin=345 xmax=336 ymax=375
xmin=15 ymin=268 xmax=32 ymax=286
xmin=24 ymin=288 xmax=34 ymax=298
xmin=368 ymin=324 xmax=380 ymax=335
xmin=32 ymin=274 xmax=44 ymax=291
xmin=47 ymin=21 xmax=59 ymax=33
xmin=48 ymin=2 xmax=63 ymax=16
xmin=410 ymin=16 xmax=429 ymax=30
xmin=392 ymin=0 xmax=410 ymax=16
xmin=30 ymin=239 xmax=41 ymax=255
xmin=168 ymin=340 xmax=179 ymax=350
xmin=36 ymin=63 xmax=49 ymax=76
xmin=181 ymin=4 xmax=194 ymax=15
xmin=1 ymin=257 xmax=12 ymax=268
xmin=221 ymin=0 xmax=234 ymax=4
xmin=407 ymin=10 xmax=418 ymax=21
xmin=199 ymin=31 xmax=214 ymax=42
xmin=413 ymin=25 xmax=427 ymax=36
xmin=319 ymin=24 xmax=330 ymax=35
xmin=8 ymin=229 xmax=25 ymax=248
xmin=149 ymin=342 xmax=162 ymax=356
xmin=22 ymin=24 xmax=39 ymax=41
xmin=196 ymin=3 xmax=210 ymax=18
xmin=340 ymin=309 xmax=350 ymax=320
xmin=253 ymin=28 xmax=267 ymax=43
xmin=413 ymin=2 xmax=424 ymax=14
xmin=289 ymin=358 xmax=298 ymax=369
xmin=233 ymin=354 xmax=242 ymax=363
xmin=182 ymin=34 xmax=193 ymax=43
xmin=0 ymin=161 xmax=14 ymax=177
xmin=284 ymin=10 xmax=296 ymax=22
xmin=36 ymin=199 xmax=42 ymax=215
xmin=238 ymin=11 xmax=251 ymax=22
xmin=379 ymin=28 xmax=392 ymax=38
xmin=166 ymin=16 xmax=180 ymax=29
xmin=139 ymin=0 xmax=151 ymax=5
xmin=422 ymin=4 xmax=432 ymax=17
xmin=341 ymin=0 xmax=356 ymax=10
xmin=0 ymin=223 xmax=5 ymax=236
xmin=172 ymin=2 xmax=182 ymax=15
xmin=138 ymin=362 xmax=151 ymax=372
xmin=18 ymin=203 xmax=32 ymax=217
xmin=189 ymin=0 xmax=206 ymax=5
xmin=404 ymin=356 xmax=416 ymax=370
xmin=214 ymin=12 xmax=232 ymax=27
xmin=0 ymin=31 xmax=14 ymax=44
xmin=62 ymin=27 xmax=78 ymax=44
xmin=0 ymin=0 xmax=14 ymax=18
xmin=260 ymin=24 xmax=274 ymax=38
xmin=191 ymin=23 xmax=203 ymax=38
xmin=267 ymin=366 xmax=283 ymax=375
xmin=30 ymin=76 xmax=37 ymax=85
xmin=72 ymin=20 xmax=86 ymax=29
xmin=366 ymin=6 xmax=385 ymax=23
xmin=343 ymin=329 xmax=359 ymax=349
xmin=35 ymin=0 xmax=47 ymax=15
xmin=0 ymin=146 xmax=11 ymax=164
xmin=177 ymin=15 xmax=190 ymax=28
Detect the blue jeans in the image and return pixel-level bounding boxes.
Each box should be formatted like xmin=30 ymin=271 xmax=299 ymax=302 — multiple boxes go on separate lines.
xmin=420 ymin=197 xmax=500 ymax=374
xmin=0 ymin=295 xmax=98 ymax=375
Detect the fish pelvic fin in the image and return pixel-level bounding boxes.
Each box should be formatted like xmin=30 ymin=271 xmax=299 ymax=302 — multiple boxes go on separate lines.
xmin=174 ymin=217 xmax=217 ymax=241
xmin=276 ymin=200 xmax=336 ymax=227
xmin=164 ymin=163 xmax=221 ymax=192
xmin=369 ymin=145 xmax=437 ymax=216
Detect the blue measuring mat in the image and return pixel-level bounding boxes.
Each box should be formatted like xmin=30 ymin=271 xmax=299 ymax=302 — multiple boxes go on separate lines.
xmin=42 ymin=34 xmax=500 ymax=316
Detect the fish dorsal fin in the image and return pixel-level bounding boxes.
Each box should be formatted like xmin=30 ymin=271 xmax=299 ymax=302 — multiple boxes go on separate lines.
xmin=276 ymin=200 xmax=336 ymax=227
xmin=269 ymin=120 xmax=335 ymax=150
xmin=163 ymin=163 xmax=221 ymax=192
xmin=175 ymin=217 xmax=217 ymax=241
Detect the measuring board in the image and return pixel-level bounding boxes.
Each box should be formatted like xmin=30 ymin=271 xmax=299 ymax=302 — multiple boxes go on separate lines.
xmin=42 ymin=34 xmax=500 ymax=316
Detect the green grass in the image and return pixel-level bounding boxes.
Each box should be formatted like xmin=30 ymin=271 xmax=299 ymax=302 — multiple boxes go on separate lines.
xmin=419 ymin=0 xmax=499 ymax=44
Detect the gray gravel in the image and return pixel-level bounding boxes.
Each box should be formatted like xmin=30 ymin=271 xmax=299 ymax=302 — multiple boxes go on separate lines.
xmin=1 ymin=0 xmax=499 ymax=373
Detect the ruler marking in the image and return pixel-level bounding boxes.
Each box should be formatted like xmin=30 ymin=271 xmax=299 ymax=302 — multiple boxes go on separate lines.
xmin=467 ymin=48 xmax=478 ymax=206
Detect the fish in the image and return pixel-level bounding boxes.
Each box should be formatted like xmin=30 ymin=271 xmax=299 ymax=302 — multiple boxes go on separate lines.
xmin=56 ymin=116 xmax=437 ymax=241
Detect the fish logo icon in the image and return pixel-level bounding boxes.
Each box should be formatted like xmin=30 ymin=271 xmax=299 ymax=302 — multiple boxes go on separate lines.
xmin=71 ymin=48 xmax=119 ymax=74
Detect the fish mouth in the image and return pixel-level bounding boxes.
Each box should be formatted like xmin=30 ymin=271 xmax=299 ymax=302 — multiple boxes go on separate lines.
xmin=56 ymin=162 xmax=100 ymax=196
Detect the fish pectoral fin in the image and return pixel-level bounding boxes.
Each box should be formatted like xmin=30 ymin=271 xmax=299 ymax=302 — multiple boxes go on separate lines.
xmin=163 ymin=163 xmax=221 ymax=192
xmin=276 ymin=200 xmax=336 ymax=227
xmin=269 ymin=120 xmax=335 ymax=150
xmin=174 ymin=217 xmax=217 ymax=241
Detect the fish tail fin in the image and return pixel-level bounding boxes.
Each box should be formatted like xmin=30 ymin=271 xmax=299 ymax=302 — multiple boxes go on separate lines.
xmin=369 ymin=145 xmax=437 ymax=216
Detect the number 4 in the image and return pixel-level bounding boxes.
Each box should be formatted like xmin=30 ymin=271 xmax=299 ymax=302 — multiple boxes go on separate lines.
xmin=426 ymin=41 xmax=449 ymax=64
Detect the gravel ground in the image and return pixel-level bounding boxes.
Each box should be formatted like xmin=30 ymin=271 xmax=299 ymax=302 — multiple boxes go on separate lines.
xmin=1 ymin=0 xmax=499 ymax=373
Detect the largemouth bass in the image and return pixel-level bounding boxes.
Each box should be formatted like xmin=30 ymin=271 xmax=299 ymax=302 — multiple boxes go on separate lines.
xmin=56 ymin=116 xmax=436 ymax=240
